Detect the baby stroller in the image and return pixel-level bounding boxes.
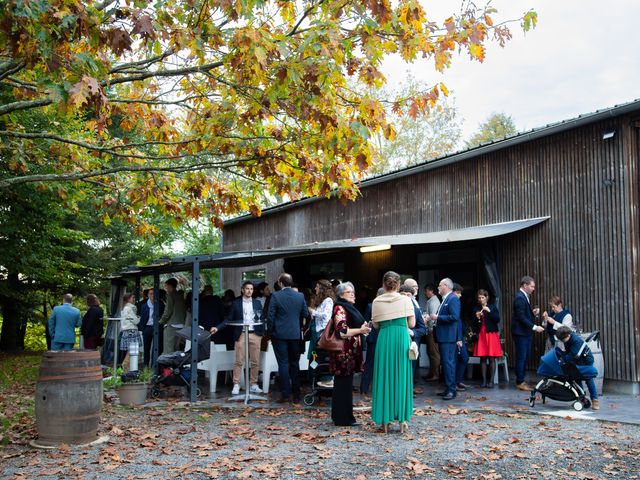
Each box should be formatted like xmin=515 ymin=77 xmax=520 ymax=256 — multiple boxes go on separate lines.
xmin=529 ymin=331 xmax=599 ymax=411
xmin=303 ymin=349 xmax=333 ymax=406
xmin=151 ymin=327 xmax=211 ymax=399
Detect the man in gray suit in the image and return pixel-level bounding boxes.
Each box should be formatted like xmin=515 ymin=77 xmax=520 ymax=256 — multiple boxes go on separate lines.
xmin=266 ymin=273 xmax=309 ymax=403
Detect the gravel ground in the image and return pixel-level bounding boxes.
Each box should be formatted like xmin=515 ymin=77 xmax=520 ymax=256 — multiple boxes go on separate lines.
xmin=2 ymin=402 xmax=640 ymax=480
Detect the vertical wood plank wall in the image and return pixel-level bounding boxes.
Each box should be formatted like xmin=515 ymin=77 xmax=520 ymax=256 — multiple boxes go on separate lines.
xmin=223 ymin=116 xmax=640 ymax=383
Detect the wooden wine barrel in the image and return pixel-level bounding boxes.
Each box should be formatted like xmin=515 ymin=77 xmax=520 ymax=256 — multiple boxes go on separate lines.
xmin=35 ymin=350 xmax=102 ymax=446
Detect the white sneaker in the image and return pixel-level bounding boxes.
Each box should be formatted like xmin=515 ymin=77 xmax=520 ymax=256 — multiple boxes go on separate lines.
xmin=231 ymin=384 xmax=240 ymax=395
xmin=250 ymin=384 xmax=263 ymax=394
xmin=317 ymin=380 xmax=334 ymax=388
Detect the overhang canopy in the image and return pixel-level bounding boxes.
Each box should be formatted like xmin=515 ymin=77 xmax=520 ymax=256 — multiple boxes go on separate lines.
xmin=114 ymin=216 xmax=549 ymax=279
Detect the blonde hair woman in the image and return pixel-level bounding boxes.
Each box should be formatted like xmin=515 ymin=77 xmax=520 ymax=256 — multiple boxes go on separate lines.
xmin=370 ymin=271 xmax=415 ymax=433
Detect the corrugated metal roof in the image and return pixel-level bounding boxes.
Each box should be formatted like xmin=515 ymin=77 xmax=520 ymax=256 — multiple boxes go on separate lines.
xmin=226 ymin=98 xmax=640 ymax=225
xmin=116 ymin=217 xmax=549 ymax=278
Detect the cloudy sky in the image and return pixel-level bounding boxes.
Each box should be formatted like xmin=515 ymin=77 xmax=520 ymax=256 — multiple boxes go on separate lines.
xmin=381 ymin=0 xmax=640 ymax=138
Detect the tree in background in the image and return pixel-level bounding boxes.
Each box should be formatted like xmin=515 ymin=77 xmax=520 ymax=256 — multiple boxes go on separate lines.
xmin=370 ymin=76 xmax=462 ymax=175
xmin=465 ymin=112 xmax=519 ymax=148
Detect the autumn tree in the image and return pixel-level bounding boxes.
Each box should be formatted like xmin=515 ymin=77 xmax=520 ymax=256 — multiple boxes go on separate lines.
xmin=1 ymin=1 xmax=536 ymax=227
xmin=0 ymin=1 xmax=536 ymax=349
xmin=465 ymin=112 xmax=519 ymax=148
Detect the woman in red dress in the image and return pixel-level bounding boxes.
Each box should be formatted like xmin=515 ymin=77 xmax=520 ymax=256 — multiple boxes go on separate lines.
xmin=472 ymin=289 xmax=503 ymax=388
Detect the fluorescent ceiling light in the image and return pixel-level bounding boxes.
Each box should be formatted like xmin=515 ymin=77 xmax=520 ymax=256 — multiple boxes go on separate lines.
xmin=360 ymin=244 xmax=391 ymax=253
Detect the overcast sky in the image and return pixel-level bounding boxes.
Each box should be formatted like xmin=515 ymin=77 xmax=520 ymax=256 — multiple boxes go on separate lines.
xmin=381 ymin=0 xmax=640 ymax=139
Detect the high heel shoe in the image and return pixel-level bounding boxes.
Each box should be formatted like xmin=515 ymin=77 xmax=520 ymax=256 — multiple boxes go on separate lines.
xmin=400 ymin=421 xmax=408 ymax=433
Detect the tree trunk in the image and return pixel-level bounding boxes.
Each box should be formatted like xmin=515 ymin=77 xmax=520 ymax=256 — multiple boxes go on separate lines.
xmin=0 ymin=272 xmax=25 ymax=351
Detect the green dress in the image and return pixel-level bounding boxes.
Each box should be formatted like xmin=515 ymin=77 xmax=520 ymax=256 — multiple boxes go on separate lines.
xmin=371 ymin=317 xmax=413 ymax=425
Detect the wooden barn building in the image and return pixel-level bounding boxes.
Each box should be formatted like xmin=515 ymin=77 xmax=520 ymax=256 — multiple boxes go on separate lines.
xmin=221 ymin=100 xmax=640 ymax=394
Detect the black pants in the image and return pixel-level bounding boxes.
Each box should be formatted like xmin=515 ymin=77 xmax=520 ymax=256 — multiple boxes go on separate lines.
xmin=332 ymin=374 xmax=355 ymax=426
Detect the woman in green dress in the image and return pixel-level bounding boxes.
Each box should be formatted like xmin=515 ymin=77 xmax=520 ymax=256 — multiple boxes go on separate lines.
xmin=371 ymin=271 xmax=416 ymax=433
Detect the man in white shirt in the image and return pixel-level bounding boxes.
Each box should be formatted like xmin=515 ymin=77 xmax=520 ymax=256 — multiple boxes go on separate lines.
xmin=213 ymin=282 xmax=265 ymax=395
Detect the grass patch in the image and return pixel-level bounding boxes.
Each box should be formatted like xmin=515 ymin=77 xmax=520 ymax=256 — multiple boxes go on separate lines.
xmin=0 ymin=352 xmax=41 ymax=447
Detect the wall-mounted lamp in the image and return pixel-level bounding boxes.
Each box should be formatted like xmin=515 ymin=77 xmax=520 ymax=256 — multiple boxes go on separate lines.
xmin=360 ymin=244 xmax=391 ymax=253
xmin=602 ymin=129 xmax=616 ymax=140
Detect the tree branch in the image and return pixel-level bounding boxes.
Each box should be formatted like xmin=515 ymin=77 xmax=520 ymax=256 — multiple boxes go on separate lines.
xmin=0 ymin=98 xmax=52 ymax=117
xmin=0 ymin=157 xmax=261 ymax=188
xmin=106 ymin=61 xmax=225 ymax=86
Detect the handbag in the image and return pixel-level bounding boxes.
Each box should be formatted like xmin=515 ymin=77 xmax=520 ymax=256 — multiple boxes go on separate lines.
xmin=408 ymin=340 xmax=419 ymax=360
xmin=317 ymin=318 xmax=344 ymax=352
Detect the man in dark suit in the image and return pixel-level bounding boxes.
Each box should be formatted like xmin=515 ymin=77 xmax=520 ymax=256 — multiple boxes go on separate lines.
xmin=512 ymin=275 xmax=545 ymax=390
xmin=213 ymin=281 xmax=265 ymax=395
xmin=401 ymin=280 xmax=427 ymax=390
xmin=429 ymin=278 xmax=461 ymax=400
xmin=199 ymin=285 xmax=225 ymax=341
xmin=266 ymin=273 xmax=309 ymax=402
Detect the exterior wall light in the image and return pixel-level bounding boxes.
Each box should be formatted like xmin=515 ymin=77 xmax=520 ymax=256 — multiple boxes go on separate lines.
xmin=602 ymin=129 xmax=616 ymax=140
xmin=359 ymin=244 xmax=391 ymax=253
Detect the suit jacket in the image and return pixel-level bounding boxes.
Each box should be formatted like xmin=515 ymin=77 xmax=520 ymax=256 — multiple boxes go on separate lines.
xmin=49 ymin=303 xmax=81 ymax=345
xmin=199 ymin=294 xmax=224 ymax=331
xmin=512 ymin=291 xmax=535 ymax=337
xmin=435 ymin=293 xmax=461 ymax=343
xmin=138 ymin=300 xmax=165 ymax=330
xmin=159 ymin=290 xmax=186 ymax=326
xmin=410 ymin=297 xmax=427 ymax=340
xmin=473 ymin=303 xmax=500 ymax=333
xmin=266 ymin=288 xmax=309 ymax=340
xmin=218 ymin=297 xmax=265 ymax=341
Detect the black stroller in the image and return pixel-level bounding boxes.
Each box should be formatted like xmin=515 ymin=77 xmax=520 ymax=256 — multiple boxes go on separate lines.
xmin=151 ymin=327 xmax=211 ymax=399
xmin=529 ymin=331 xmax=599 ymax=411
xmin=303 ymin=349 xmax=333 ymax=406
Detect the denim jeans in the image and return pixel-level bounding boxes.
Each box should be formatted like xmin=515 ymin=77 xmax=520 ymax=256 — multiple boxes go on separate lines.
xmin=51 ymin=342 xmax=74 ymax=351
xmin=584 ymin=378 xmax=598 ymax=400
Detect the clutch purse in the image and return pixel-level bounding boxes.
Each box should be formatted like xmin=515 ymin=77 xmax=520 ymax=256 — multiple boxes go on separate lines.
xmin=408 ymin=340 xmax=419 ymax=360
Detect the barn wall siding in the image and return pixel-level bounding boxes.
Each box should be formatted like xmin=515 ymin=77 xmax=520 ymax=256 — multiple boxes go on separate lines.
xmin=224 ymin=115 xmax=640 ymax=384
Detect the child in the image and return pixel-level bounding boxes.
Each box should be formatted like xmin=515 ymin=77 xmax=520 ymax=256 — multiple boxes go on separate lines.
xmin=555 ymin=325 xmax=599 ymax=410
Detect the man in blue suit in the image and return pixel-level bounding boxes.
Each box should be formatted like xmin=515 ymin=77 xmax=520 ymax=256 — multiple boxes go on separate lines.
xmin=429 ymin=278 xmax=461 ymax=400
xmin=401 ymin=280 xmax=427 ymax=389
xmin=512 ymin=275 xmax=545 ymax=391
xmin=48 ymin=294 xmax=81 ymax=350
xmin=214 ymin=281 xmax=265 ymax=395
xmin=266 ymin=273 xmax=309 ymax=403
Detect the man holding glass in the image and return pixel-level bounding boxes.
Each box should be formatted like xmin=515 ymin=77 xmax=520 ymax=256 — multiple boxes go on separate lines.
xmin=212 ymin=281 xmax=265 ymax=395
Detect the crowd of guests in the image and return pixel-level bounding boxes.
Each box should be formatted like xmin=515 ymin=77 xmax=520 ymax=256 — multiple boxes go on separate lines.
xmin=47 ymin=270 xmax=598 ymax=421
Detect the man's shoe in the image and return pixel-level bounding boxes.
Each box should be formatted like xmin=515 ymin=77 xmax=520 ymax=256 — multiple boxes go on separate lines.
xmin=250 ymin=384 xmax=263 ymax=394
xmin=456 ymin=383 xmax=468 ymax=391
xmin=275 ymin=396 xmax=290 ymax=404
xmin=436 ymin=391 xmax=447 ymax=397
xmin=231 ymin=384 xmax=241 ymax=395
xmin=516 ymin=382 xmax=532 ymax=391
xmin=591 ymin=399 xmax=600 ymax=410
xmin=442 ymin=392 xmax=457 ymax=400
xmin=292 ymin=395 xmax=301 ymax=404
xmin=424 ymin=376 xmax=439 ymax=382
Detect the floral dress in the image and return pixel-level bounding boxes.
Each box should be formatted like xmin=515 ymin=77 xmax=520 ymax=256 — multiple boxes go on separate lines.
xmin=328 ymin=305 xmax=363 ymax=376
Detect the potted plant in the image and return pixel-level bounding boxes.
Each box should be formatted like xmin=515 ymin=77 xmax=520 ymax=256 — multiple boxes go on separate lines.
xmin=104 ymin=367 xmax=153 ymax=406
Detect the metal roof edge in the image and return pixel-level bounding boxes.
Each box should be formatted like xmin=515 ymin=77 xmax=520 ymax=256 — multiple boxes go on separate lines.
xmin=224 ymin=99 xmax=640 ymax=226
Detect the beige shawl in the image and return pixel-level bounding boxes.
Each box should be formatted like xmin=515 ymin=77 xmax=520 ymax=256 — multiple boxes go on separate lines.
xmin=371 ymin=292 xmax=414 ymax=322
